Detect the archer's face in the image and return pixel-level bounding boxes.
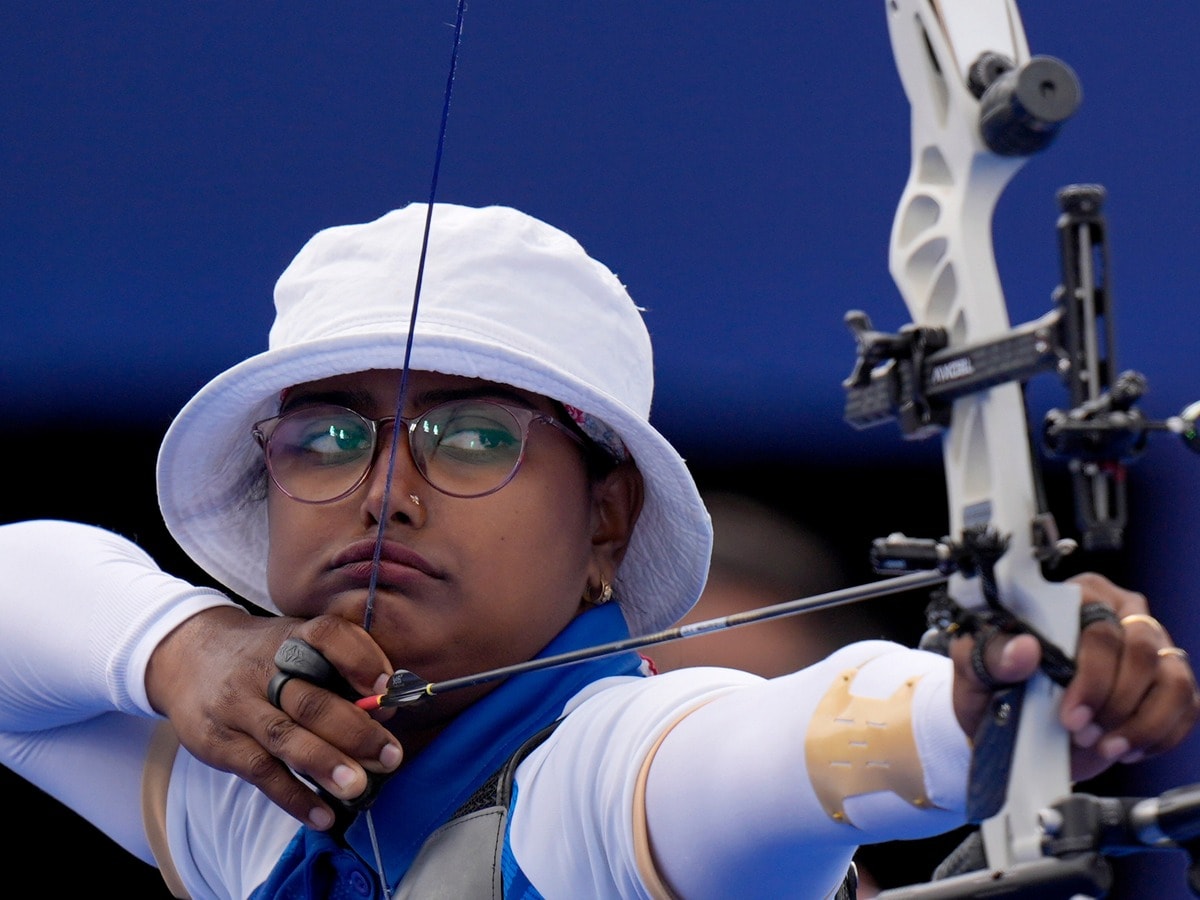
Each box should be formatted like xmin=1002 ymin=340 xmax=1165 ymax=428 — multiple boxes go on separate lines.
xmin=264 ymin=369 xmax=607 ymax=707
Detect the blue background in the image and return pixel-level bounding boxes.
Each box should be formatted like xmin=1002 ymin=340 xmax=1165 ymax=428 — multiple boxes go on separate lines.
xmin=3 ymin=3 xmax=1197 ymax=895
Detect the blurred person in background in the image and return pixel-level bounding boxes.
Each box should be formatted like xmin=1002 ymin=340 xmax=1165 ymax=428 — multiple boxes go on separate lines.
xmin=652 ymin=490 xmax=869 ymax=677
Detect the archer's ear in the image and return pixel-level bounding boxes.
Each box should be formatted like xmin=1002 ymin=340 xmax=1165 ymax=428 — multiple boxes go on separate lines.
xmin=590 ymin=460 xmax=645 ymax=569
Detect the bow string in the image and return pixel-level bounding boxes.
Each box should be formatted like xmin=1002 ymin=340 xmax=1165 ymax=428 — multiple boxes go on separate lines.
xmin=364 ymin=0 xmax=468 ymax=635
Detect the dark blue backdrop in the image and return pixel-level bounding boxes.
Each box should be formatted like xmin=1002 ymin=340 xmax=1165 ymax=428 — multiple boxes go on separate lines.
xmin=3 ymin=3 xmax=1198 ymax=894
xmin=5 ymin=3 xmax=1197 ymax=442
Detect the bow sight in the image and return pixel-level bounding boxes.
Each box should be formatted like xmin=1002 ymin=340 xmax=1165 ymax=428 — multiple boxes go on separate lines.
xmin=844 ymin=181 xmax=1198 ymax=558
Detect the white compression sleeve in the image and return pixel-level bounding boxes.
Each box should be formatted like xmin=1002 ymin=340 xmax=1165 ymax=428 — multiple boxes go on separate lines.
xmin=644 ymin=641 xmax=970 ymax=899
xmin=0 ymin=519 xmax=241 ymax=729
xmin=0 ymin=519 xmax=243 ymax=863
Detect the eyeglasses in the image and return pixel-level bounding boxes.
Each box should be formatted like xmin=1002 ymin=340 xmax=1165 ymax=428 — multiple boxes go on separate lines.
xmin=252 ymin=399 xmax=587 ymax=503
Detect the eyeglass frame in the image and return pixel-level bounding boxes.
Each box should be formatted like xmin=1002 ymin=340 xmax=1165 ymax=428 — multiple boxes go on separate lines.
xmin=251 ymin=397 xmax=597 ymax=504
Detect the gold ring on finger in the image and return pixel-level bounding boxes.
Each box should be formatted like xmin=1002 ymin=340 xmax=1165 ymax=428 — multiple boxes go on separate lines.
xmin=1158 ymin=646 xmax=1190 ymax=663
xmin=1121 ymin=614 xmax=1168 ymax=638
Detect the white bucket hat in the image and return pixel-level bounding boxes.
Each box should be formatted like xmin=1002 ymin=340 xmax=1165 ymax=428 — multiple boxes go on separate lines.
xmin=157 ymin=202 xmax=712 ymax=635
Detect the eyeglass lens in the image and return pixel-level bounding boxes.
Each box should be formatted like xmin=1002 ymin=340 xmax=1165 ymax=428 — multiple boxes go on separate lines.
xmin=261 ymin=400 xmax=532 ymax=502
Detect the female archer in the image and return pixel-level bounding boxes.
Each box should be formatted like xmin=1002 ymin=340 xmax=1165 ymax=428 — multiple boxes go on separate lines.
xmin=1 ymin=203 xmax=1194 ymax=899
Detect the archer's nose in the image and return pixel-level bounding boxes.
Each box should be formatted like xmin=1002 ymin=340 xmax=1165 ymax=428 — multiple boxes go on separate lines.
xmin=360 ymin=427 xmax=426 ymax=525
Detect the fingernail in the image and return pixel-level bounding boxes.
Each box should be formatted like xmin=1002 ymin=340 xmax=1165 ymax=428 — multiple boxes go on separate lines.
xmin=373 ymin=673 xmax=391 ymax=693
xmin=1062 ymin=704 xmax=1094 ymax=732
xmin=1120 ymin=749 xmax=1145 ymax=765
xmin=1100 ymin=735 xmax=1131 ymax=761
xmin=309 ymin=807 xmax=335 ymax=830
xmin=380 ymin=743 xmax=402 ymax=769
xmin=332 ymin=764 xmax=358 ymax=790
xmin=999 ymin=640 xmax=1022 ymax=669
xmin=1073 ymin=723 xmax=1103 ymax=749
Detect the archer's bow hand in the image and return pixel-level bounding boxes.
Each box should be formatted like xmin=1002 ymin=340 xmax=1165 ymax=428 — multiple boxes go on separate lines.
xmin=948 ymin=572 xmax=1200 ymax=783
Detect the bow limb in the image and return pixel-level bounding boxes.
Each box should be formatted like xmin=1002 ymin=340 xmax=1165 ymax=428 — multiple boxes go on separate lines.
xmin=886 ymin=0 xmax=1080 ymax=872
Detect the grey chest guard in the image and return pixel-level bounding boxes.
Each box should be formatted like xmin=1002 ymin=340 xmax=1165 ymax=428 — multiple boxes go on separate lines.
xmin=391 ymin=717 xmax=857 ymax=900
xmin=391 ymin=721 xmax=560 ymax=900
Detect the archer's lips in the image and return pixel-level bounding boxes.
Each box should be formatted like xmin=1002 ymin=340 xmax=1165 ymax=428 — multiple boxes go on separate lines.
xmin=331 ymin=539 xmax=442 ymax=585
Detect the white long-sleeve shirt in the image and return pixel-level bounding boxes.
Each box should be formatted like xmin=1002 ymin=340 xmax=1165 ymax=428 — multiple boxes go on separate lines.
xmin=0 ymin=519 xmax=971 ymax=899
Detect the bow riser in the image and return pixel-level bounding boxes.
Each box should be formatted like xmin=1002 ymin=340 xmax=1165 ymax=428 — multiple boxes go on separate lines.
xmin=886 ymin=0 xmax=1081 ymax=872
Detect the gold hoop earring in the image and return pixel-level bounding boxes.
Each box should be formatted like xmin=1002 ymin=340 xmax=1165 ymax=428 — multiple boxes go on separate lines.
xmin=583 ymin=579 xmax=613 ymax=605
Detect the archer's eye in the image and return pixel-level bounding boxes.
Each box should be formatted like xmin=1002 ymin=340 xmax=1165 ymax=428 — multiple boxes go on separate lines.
xmin=276 ymin=406 xmax=375 ymax=468
xmin=415 ymin=401 xmax=524 ymax=467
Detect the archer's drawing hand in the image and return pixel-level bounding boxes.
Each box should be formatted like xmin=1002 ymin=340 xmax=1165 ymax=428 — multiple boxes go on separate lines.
xmin=145 ymin=606 xmax=403 ymax=830
xmin=950 ymin=572 xmax=1200 ymax=783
